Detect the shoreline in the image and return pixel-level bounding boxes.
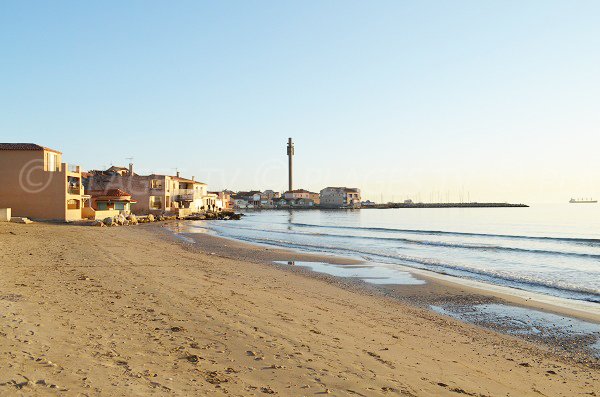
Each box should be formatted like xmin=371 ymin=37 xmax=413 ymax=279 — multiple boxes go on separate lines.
xmin=1 ymin=221 xmax=598 ymax=395
xmin=168 ymin=221 xmax=600 ymax=322
xmin=161 ymin=220 xmax=600 ymax=362
xmin=233 ymin=202 xmax=529 ymax=210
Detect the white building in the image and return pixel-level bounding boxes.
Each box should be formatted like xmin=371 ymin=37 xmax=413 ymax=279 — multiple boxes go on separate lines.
xmin=319 ymin=187 xmax=361 ymax=208
xmin=172 ymin=175 xmax=207 ymax=211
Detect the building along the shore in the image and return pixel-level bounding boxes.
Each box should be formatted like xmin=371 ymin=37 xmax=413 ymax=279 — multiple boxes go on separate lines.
xmin=283 ymin=189 xmax=320 ymax=207
xmin=283 ymin=189 xmax=311 ymax=200
xmin=213 ymin=191 xmax=234 ymax=210
xmin=85 ymin=165 xmax=210 ymax=215
xmin=0 ymin=143 xmax=87 ymax=221
xmin=209 ymin=191 xmax=226 ymax=211
xmin=232 ymin=191 xmax=262 ymax=208
xmin=172 ymin=174 xmax=207 ymax=212
xmin=319 ymin=187 xmax=361 ymax=208
xmin=84 ymin=189 xmax=136 ymax=220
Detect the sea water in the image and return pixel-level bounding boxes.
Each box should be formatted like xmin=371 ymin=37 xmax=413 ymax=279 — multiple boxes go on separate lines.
xmin=193 ymin=204 xmax=600 ymax=305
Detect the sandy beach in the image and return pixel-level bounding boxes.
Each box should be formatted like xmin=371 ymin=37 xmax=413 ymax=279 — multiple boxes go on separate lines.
xmin=1 ymin=221 xmax=599 ymax=396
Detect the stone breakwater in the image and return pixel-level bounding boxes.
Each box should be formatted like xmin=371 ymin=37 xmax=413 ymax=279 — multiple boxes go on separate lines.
xmin=91 ymin=211 xmax=242 ymax=227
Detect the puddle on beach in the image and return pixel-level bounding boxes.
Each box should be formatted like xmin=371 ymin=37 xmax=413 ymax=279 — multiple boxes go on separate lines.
xmin=431 ymin=303 xmax=600 ymax=359
xmin=274 ymin=261 xmax=426 ymax=286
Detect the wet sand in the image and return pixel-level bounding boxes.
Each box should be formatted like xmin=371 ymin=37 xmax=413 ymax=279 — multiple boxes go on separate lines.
xmin=0 ymin=221 xmax=599 ymax=396
xmin=166 ymin=221 xmax=600 ymax=363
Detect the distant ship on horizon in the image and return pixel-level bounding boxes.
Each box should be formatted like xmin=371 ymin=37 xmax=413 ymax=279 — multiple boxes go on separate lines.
xmin=569 ymin=198 xmax=597 ymax=204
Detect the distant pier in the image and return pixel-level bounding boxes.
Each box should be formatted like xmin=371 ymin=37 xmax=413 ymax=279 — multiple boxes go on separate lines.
xmin=364 ymin=202 xmax=529 ymax=209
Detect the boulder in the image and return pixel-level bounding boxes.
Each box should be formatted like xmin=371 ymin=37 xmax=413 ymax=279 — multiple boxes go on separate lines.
xmin=186 ymin=214 xmax=206 ymax=221
xmin=103 ymin=217 xmax=115 ymax=227
xmin=92 ymin=220 xmax=105 ymax=227
xmin=147 ymin=214 xmax=155 ymax=222
xmin=204 ymin=212 xmax=217 ymax=220
xmin=116 ymin=214 xmax=126 ymax=226
xmin=10 ymin=217 xmax=33 ymax=224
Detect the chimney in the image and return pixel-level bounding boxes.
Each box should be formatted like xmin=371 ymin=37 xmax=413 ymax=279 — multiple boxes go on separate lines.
xmin=128 ymin=163 xmax=133 ymax=176
xmin=176 ymin=171 xmax=180 ymax=178
xmin=192 ymin=176 xmax=195 ymax=181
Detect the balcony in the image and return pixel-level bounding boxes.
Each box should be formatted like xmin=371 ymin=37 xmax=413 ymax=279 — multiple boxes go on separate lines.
xmin=176 ymin=193 xmax=194 ymax=201
xmin=175 ymin=189 xmax=196 ymax=202
xmin=68 ymin=186 xmax=81 ymax=195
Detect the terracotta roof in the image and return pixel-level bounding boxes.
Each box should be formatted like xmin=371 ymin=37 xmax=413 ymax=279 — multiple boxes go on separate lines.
xmin=87 ymin=189 xmax=132 ymax=198
xmin=0 ymin=143 xmax=62 ymax=153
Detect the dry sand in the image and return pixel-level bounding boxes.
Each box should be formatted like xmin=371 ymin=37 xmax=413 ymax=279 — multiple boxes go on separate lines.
xmin=0 ymin=221 xmax=598 ymax=396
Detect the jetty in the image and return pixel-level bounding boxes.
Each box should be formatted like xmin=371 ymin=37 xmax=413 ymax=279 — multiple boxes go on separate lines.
xmin=364 ymin=202 xmax=529 ymax=209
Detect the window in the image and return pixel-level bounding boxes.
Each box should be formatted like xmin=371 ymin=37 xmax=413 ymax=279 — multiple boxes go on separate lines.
xmin=150 ymin=179 xmax=163 ymax=189
xmin=150 ymin=196 xmax=163 ymax=209
xmin=47 ymin=152 xmax=59 ymax=172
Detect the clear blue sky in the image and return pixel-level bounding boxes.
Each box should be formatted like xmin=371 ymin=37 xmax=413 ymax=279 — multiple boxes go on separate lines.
xmin=1 ymin=1 xmax=599 ymax=203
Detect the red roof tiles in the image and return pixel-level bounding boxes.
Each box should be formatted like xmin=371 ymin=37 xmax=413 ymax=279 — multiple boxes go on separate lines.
xmin=0 ymin=143 xmax=62 ymax=153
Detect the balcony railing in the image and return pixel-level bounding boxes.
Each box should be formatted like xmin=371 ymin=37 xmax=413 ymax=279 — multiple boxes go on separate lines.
xmin=68 ymin=186 xmax=81 ymax=195
xmin=176 ymin=189 xmax=196 ymax=195
xmin=68 ymin=164 xmax=80 ymax=173
xmin=176 ymin=193 xmax=194 ymax=201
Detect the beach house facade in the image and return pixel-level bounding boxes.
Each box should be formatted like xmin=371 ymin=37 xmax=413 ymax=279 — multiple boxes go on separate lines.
xmin=83 ymin=189 xmax=136 ymax=220
xmin=284 ymin=189 xmax=311 ymax=200
xmin=85 ymin=165 xmax=177 ymax=214
xmin=85 ymin=166 xmax=214 ymax=215
xmin=232 ymin=191 xmax=262 ymax=208
xmin=172 ymin=174 xmax=207 ymax=211
xmin=319 ymin=187 xmax=361 ymax=208
xmin=89 ymin=189 xmax=135 ymax=212
xmin=0 ymin=143 xmax=86 ymax=221
xmin=213 ymin=191 xmax=234 ymax=210
xmin=283 ymin=189 xmax=320 ymax=207
xmin=308 ymin=191 xmax=320 ymax=205
xmin=262 ymin=190 xmax=281 ymax=201
xmin=203 ymin=192 xmax=219 ymax=210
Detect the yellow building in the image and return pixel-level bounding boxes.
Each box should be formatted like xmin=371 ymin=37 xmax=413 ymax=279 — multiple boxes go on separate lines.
xmin=0 ymin=143 xmax=86 ymax=221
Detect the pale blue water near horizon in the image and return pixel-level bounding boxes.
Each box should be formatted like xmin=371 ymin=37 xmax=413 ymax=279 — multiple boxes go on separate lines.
xmin=195 ymin=204 xmax=600 ymax=304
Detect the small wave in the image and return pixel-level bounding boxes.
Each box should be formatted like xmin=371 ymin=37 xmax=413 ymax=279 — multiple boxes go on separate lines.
xmin=221 ymin=233 xmax=600 ymax=302
xmin=289 ymin=222 xmax=600 ymax=245
xmin=210 ymin=222 xmax=600 ymax=260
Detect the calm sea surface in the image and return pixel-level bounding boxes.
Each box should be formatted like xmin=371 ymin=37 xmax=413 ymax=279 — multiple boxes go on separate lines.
xmin=197 ymin=204 xmax=600 ymax=304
